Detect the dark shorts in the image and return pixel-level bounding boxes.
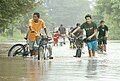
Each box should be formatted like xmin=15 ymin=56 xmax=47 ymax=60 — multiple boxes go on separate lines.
xmin=98 ymin=37 xmax=107 ymax=45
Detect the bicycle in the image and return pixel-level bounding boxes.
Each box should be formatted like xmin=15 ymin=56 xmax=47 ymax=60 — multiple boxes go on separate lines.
xmin=73 ymin=36 xmax=83 ymax=58
xmin=8 ymin=35 xmax=53 ymax=60
xmin=38 ymin=35 xmax=53 ymax=60
xmin=68 ymin=36 xmax=76 ymax=49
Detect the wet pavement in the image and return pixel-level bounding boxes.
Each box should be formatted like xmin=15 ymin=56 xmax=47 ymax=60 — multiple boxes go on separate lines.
xmin=0 ymin=40 xmax=120 ymax=81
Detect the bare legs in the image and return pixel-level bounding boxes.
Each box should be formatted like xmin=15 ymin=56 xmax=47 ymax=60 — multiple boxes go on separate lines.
xmin=88 ymin=50 xmax=95 ymax=57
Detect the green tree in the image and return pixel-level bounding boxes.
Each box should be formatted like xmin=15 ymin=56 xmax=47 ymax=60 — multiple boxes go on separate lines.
xmin=0 ymin=0 xmax=43 ymax=34
xmin=94 ymin=0 xmax=120 ymax=39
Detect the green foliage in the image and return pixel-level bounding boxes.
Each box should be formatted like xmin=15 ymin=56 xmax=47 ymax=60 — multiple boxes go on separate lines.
xmin=94 ymin=0 xmax=120 ymax=39
xmin=0 ymin=0 xmax=41 ymax=34
xmin=0 ymin=0 xmax=55 ymax=41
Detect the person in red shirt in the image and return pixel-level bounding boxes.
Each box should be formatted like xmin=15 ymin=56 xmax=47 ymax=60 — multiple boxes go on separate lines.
xmin=53 ymin=31 xmax=60 ymax=46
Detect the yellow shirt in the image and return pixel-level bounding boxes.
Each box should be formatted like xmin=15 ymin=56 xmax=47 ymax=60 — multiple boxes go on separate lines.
xmin=28 ymin=19 xmax=46 ymax=41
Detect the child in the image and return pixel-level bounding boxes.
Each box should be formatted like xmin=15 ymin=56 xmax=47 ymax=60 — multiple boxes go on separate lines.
xmin=53 ymin=31 xmax=60 ymax=46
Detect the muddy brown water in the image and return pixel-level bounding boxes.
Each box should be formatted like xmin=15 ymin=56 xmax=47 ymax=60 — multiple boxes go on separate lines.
xmin=0 ymin=40 xmax=120 ymax=81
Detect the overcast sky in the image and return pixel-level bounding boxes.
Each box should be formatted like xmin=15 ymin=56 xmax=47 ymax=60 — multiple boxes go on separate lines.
xmin=88 ymin=0 xmax=96 ymax=10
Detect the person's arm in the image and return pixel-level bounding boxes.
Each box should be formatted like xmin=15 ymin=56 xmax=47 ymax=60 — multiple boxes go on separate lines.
xmin=71 ymin=27 xmax=80 ymax=36
xmin=44 ymin=27 xmax=48 ymax=36
xmin=96 ymin=31 xmax=99 ymax=39
xmin=29 ymin=25 xmax=39 ymax=35
xmin=42 ymin=21 xmax=49 ymax=36
xmin=96 ymin=27 xmax=99 ymax=39
xmin=105 ymin=31 xmax=108 ymax=38
xmin=79 ymin=28 xmax=84 ymax=38
xmin=29 ymin=26 xmax=36 ymax=32
xmin=72 ymin=23 xmax=84 ymax=36
xmin=105 ymin=26 xmax=109 ymax=38
xmin=88 ymin=23 xmax=97 ymax=39
xmin=28 ymin=20 xmax=38 ymax=34
xmin=88 ymin=29 xmax=97 ymax=39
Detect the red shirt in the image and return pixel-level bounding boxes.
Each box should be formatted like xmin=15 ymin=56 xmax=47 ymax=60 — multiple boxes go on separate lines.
xmin=53 ymin=32 xmax=60 ymax=39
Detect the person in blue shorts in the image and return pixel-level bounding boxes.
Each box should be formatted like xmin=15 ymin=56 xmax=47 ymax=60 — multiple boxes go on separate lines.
xmin=72 ymin=14 xmax=98 ymax=57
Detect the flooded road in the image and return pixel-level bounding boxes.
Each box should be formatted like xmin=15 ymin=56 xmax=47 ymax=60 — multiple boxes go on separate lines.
xmin=0 ymin=40 xmax=120 ymax=81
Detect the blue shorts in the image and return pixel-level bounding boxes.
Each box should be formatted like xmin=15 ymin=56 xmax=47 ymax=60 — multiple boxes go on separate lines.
xmin=87 ymin=40 xmax=97 ymax=51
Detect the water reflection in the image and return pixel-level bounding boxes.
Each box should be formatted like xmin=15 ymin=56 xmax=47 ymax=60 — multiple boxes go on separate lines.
xmin=1 ymin=41 xmax=120 ymax=81
xmin=0 ymin=57 xmax=26 ymax=81
xmin=86 ymin=59 xmax=97 ymax=78
xmin=26 ymin=60 xmax=52 ymax=81
xmin=0 ymin=56 xmax=53 ymax=81
xmin=26 ymin=60 xmax=41 ymax=81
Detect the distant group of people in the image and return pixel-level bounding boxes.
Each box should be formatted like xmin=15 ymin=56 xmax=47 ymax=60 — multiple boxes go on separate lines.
xmin=53 ymin=24 xmax=66 ymax=46
xmin=68 ymin=14 xmax=109 ymax=58
xmin=26 ymin=12 xmax=108 ymax=58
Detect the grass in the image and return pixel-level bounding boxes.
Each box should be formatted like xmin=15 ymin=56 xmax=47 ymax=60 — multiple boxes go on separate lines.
xmin=0 ymin=34 xmax=25 ymax=42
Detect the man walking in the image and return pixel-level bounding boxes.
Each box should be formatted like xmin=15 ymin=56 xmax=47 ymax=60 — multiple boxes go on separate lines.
xmin=72 ymin=14 xmax=98 ymax=57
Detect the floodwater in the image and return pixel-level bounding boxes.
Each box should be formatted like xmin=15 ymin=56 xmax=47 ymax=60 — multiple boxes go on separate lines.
xmin=0 ymin=40 xmax=120 ymax=81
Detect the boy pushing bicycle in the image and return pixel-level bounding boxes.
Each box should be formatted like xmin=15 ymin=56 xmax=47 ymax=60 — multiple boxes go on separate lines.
xmin=26 ymin=12 xmax=49 ymax=57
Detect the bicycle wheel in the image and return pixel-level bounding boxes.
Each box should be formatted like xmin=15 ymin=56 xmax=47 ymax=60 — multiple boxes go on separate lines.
xmin=38 ymin=46 xmax=44 ymax=60
xmin=8 ymin=44 xmax=25 ymax=57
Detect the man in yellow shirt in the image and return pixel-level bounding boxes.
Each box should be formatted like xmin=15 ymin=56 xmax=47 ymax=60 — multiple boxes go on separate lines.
xmin=27 ymin=12 xmax=48 ymax=56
